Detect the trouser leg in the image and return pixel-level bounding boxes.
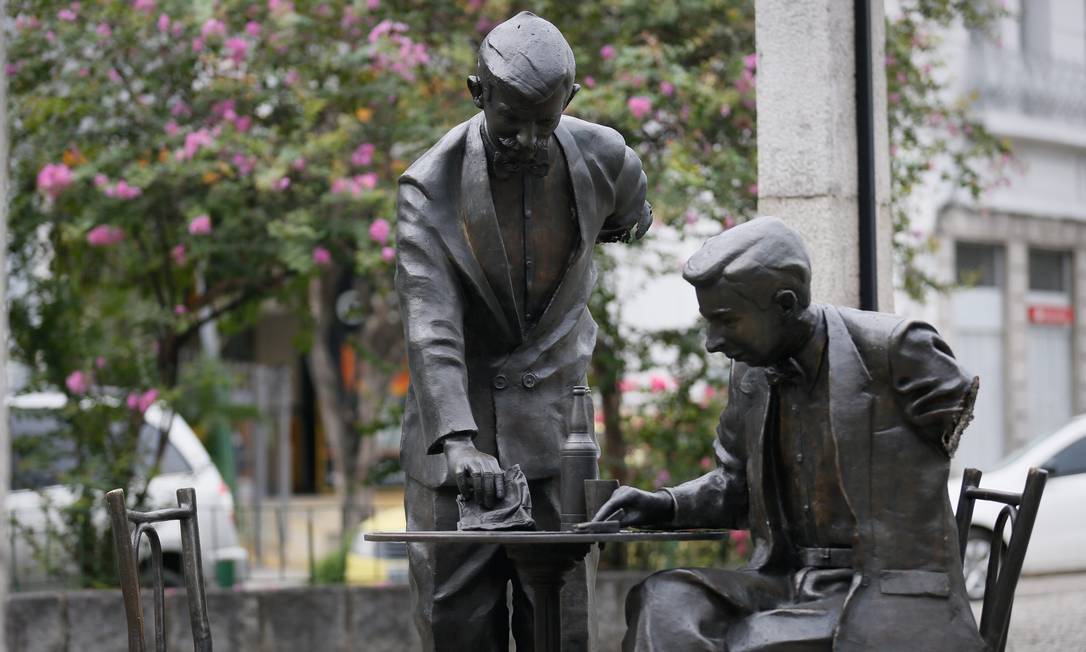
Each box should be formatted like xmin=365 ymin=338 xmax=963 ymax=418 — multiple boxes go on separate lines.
xmin=406 ymin=479 xmax=513 ymax=652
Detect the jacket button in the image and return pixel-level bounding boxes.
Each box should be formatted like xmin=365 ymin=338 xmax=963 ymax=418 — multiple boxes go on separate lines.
xmin=521 ymin=372 xmax=538 ymax=389
xmin=493 ymin=374 xmax=508 ymax=390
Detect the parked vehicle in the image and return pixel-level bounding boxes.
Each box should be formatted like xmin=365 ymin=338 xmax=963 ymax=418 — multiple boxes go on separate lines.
xmin=949 ymin=415 xmax=1086 ymax=600
xmin=345 ymin=506 xmax=408 ymax=586
xmin=8 ymin=392 xmax=246 ymax=589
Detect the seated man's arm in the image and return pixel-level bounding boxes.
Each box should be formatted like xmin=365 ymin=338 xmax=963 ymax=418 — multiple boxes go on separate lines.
xmin=889 ymin=321 xmax=979 ymax=455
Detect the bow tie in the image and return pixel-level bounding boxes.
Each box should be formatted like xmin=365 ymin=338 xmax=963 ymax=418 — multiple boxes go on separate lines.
xmin=764 ymin=358 xmax=806 ymax=386
xmin=489 ymin=149 xmax=551 ymax=180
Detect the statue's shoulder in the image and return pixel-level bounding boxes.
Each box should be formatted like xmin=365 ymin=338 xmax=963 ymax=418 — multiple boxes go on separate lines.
xmin=400 ymin=117 xmax=474 ymax=192
xmin=833 ymin=305 xmax=908 ymax=344
xmin=559 ymin=114 xmax=629 ymax=164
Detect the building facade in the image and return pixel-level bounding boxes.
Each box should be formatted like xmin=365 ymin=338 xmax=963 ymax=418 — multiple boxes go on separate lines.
xmin=905 ymin=0 xmax=1086 ymax=469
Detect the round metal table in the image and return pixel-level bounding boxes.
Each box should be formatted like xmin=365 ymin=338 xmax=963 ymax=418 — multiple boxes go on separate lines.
xmin=365 ymin=529 xmax=726 ymax=651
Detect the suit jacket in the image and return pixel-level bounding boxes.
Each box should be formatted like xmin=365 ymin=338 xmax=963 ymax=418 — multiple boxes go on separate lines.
xmin=396 ymin=112 xmax=651 ymax=489
xmin=667 ymin=305 xmax=985 ymax=651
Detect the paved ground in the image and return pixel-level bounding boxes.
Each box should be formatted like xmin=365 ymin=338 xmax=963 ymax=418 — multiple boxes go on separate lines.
xmin=1001 ymin=572 xmax=1086 ymax=651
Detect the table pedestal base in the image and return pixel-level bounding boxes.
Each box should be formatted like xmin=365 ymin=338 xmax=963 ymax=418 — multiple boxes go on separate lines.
xmin=505 ymin=543 xmax=591 ymax=652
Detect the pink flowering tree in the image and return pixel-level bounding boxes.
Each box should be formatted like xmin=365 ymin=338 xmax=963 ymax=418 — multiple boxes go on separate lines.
xmin=7 ymin=0 xmax=1009 ymax=575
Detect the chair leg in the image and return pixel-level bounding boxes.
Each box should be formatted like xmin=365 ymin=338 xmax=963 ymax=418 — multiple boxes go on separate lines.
xmin=107 ymin=489 xmax=146 ymax=652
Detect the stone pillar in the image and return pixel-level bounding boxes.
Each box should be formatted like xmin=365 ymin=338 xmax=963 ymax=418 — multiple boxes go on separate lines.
xmin=755 ymin=0 xmax=894 ymax=310
xmin=1004 ymin=238 xmax=1030 ymax=449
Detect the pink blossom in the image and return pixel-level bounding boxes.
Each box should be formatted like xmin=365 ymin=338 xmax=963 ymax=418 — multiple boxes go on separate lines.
xmin=648 ymin=374 xmax=669 ymax=392
xmin=104 ymin=180 xmax=142 ymax=200
xmin=46 ymin=31 xmax=56 ymax=44
xmin=157 ymin=14 xmax=171 ymax=33
xmin=719 ymin=104 xmax=732 ymax=118
xmin=351 ymin=142 xmax=376 ymax=167
xmin=316 ymin=4 xmax=332 ymax=18
xmin=174 ymin=304 xmax=187 ymax=315
xmin=475 ymin=17 xmax=495 ymax=34
xmin=747 ymin=183 xmax=758 ymax=196
xmin=742 ymin=52 xmax=757 ymax=71
xmin=599 ymin=44 xmax=616 ymax=60
xmin=165 ymin=120 xmax=180 ymax=137
xmin=96 ymin=23 xmax=112 ymax=39
xmin=188 ymin=214 xmax=212 ymax=235
xmin=172 ymin=22 xmax=184 ymax=37
xmin=134 ymin=0 xmax=156 ymax=11
xmin=201 ymin=18 xmax=226 ymax=40
xmin=108 ymin=68 xmax=123 ymax=84
xmin=14 ymin=15 xmax=41 ymax=31
xmin=359 ymin=173 xmax=378 ymax=189
xmin=380 ymin=246 xmax=395 ymax=262
xmin=86 ymin=225 xmax=125 ymax=247
xmin=617 ymin=378 xmax=639 ymax=393
xmin=77 ymin=67 xmax=89 ymax=78
xmin=177 ymin=128 xmax=214 ymax=160
xmin=225 ymin=37 xmax=249 ymax=63
xmin=659 ymin=80 xmax=675 ymax=97
xmin=885 ymin=55 xmax=897 ymax=67
xmin=684 ymin=209 xmax=698 ymax=225
xmin=654 ymin=470 xmax=670 ymax=488
xmin=284 ymin=69 xmax=300 ymax=86
xmin=700 ymin=456 xmax=713 ymax=471
xmin=268 ymin=0 xmax=294 ymax=15
xmin=366 ymin=0 xmax=380 ymax=9
xmin=736 ymin=69 xmax=755 ymax=95
xmin=291 ymin=157 xmax=307 ymax=171
xmin=126 ymin=392 xmax=140 ymax=410
xmin=369 ymin=218 xmax=390 ymax=244
xmin=232 ymin=153 xmax=256 ymax=176
xmin=192 ymin=38 xmax=205 ymax=53
xmin=36 ymin=163 xmax=74 ymax=199
xmin=723 ymin=216 xmax=737 ymax=229
xmin=138 ymin=389 xmax=159 ymax=413
xmin=233 ymin=115 xmax=252 ymax=132
xmin=57 ymin=8 xmax=77 ymax=22
xmin=889 ymin=92 xmax=901 ymax=105
xmin=65 ymin=371 xmax=88 ymax=394
xmin=368 ymin=19 xmax=409 ymax=44
xmin=170 ymin=243 xmax=186 ymax=265
xmin=4 ymin=62 xmax=19 ymax=77
xmin=627 ymin=96 xmax=653 ymax=120
xmin=583 ymin=76 xmax=596 ymax=89
xmin=896 ymin=71 xmax=907 ymax=84
xmin=170 ymin=100 xmax=191 ymax=117
xmin=245 ymin=21 xmax=262 ymax=37
xmin=313 ymin=246 xmax=332 ymax=266
xmin=274 ymin=176 xmax=291 ymax=191
xmin=93 ymin=173 xmax=109 ymax=187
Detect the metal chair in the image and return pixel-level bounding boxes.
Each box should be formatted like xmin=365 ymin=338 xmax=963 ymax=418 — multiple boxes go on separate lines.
xmin=106 ymin=487 xmax=213 ymax=652
xmin=954 ymin=466 xmax=1047 ymax=652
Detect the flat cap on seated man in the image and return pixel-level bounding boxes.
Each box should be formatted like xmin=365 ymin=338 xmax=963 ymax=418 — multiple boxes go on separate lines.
xmin=594 ymin=216 xmax=984 ymax=651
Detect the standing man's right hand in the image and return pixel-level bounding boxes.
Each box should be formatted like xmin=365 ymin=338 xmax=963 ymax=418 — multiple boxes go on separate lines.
xmin=443 ymin=435 xmax=505 ymax=509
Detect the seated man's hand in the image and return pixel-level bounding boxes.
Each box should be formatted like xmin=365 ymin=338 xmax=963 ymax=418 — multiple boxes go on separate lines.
xmin=443 ymin=435 xmax=505 ymax=509
xmin=590 ymin=486 xmax=674 ymax=527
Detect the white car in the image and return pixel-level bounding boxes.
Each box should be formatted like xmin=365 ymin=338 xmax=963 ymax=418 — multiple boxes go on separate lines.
xmin=949 ymin=415 xmax=1086 ymax=599
xmin=8 ymin=392 xmax=247 ymax=588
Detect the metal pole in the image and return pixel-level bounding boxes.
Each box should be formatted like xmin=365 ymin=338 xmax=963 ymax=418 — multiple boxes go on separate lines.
xmin=0 ymin=2 xmax=11 ymax=642
xmin=854 ymin=0 xmax=879 ymax=311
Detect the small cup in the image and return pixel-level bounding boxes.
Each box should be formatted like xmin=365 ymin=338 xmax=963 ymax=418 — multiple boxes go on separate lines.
xmin=584 ymin=478 xmax=620 ymax=521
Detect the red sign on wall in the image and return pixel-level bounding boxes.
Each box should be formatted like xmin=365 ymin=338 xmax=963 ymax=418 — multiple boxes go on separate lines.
xmin=1028 ymin=305 xmax=1074 ymax=326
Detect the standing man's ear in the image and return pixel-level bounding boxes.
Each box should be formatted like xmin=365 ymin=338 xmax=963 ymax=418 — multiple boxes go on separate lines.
xmin=467 ymin=75 xmax=485 ymax=109
xmin=564 ymin=83 xmax=581 ymax=108
xmin=773 ymin=289 xmax=799 ymax=319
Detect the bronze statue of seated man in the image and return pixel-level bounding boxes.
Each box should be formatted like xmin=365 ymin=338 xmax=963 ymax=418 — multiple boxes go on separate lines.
xmin=594 ymin=216 xmax=984 ymax=652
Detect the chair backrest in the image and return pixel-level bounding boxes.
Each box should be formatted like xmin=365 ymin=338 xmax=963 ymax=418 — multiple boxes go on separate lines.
xmin=106 ymin=487 xmax=213 ymax=652
xmin=954 ymin=466 xmax=1047 ymax=652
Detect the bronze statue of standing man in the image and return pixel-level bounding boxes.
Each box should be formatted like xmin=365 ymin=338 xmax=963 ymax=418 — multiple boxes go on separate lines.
xmin=395 ymin=12 xmax=652 ymax=651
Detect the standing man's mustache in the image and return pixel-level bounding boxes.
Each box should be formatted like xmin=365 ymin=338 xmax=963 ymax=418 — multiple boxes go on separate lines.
xmin=498 ymin=135 xmax=549 ymax=157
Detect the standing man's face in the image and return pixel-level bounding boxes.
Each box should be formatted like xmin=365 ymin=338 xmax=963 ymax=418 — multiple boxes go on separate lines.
xmin=470 ymin=77 xmax=576 ymax=162
xmin=696 ymin=280 xmax=790 ymax=367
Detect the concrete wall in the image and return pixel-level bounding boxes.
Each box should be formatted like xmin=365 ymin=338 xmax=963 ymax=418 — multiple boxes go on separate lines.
xmin=5 ymin=572 xmax=652 ymax=652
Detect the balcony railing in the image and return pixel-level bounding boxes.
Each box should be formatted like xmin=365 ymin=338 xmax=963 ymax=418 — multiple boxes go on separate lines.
xmin=968 ymin=43 xmax=1086 ymax=125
